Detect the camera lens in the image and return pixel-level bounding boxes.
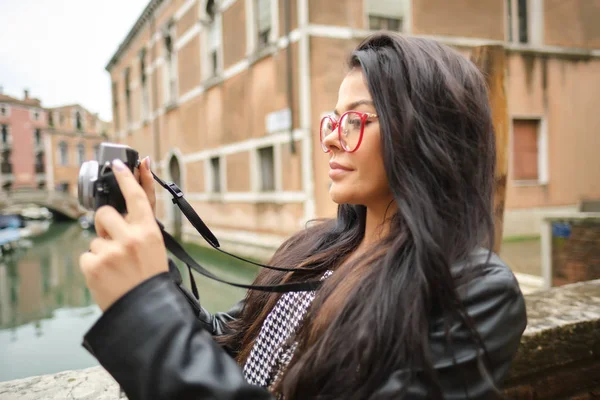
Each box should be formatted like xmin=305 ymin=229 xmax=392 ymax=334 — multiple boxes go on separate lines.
xmin=78 ymin=160 xmax=99 ymax=210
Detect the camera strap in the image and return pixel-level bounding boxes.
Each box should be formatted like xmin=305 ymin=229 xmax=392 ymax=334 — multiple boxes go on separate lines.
xmin=150 ymin=172 xmax=323 ymax=295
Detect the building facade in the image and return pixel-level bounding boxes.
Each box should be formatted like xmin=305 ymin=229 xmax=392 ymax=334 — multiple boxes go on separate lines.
xmin=0 ymin=89 xmax=111 ymax=199
xmin=0 ymin=89 xmax=47 ymax=191
xmin=106 ymin=0 xmax=600 ymax=258
xmin=45 ymin=105 xmax=110 ymax=198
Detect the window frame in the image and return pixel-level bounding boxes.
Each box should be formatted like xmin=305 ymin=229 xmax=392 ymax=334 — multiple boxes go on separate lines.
xmin=162 ymin=21 xmax=179 ymax=107
xmin=256 ymin=145 xmax=276 ymax=192
xmin=201 ymin=3 xmax=224 ymax=81
xmin=0 ymin=104 xmax=10 ymax=118
xmin=77 ymin=143 xmax=86 ymax=165
xmin=139 ymin=48 xmax=150 ymax=122
xmin=247 ymin=0 xmax=278 ymax=54
xmin=58 ymin=141 xmax=69 ymax=166
xmin=207 ymin=155 xmax=224 ymax=194
xmin=365 ymin=0 xmax=408 ymax=33
xmin=510 ymin=115 xmax=549 ymax=186
xmin=506 ymin=0 xmax=530 ymax=44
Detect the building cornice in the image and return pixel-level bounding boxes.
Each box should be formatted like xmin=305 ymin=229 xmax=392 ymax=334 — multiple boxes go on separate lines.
xmin=105 ymin=0 xmax=165 ymax=72
xmin=44 ymin=128 xmax=108 ymax=139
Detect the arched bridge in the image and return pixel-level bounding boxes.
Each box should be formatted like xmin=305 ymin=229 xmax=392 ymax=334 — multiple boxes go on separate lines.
xmin=0 ymin=189 xmax=86 ymax=220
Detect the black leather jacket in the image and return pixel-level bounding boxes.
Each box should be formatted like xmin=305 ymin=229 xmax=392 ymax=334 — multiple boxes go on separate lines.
xmin=82 ymin=249 xmax=527 ymax=399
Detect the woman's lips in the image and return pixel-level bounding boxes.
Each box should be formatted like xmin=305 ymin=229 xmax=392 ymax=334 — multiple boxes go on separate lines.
xmin=329 ymin=161 xmax=353 ymax=179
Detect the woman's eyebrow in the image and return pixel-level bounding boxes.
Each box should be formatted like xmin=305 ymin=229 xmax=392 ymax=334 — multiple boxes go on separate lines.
xmin=333 ymin=99 xmax=375 ymax=116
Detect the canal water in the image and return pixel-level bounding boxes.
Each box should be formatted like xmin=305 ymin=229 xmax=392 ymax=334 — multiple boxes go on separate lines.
xmin=0 ymin=222 xmax=259 ymax=382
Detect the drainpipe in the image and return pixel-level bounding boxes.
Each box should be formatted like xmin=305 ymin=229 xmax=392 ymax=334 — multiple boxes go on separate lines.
xmin=283 ymin=0 xmax=296 ymax=154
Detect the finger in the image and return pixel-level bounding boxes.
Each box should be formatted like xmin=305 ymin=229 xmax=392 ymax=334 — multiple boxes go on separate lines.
xmin=94 ymin=205 xmax=129 ymax=242
xmin=89 ymin=237 xmax=112 ymax=254
xmin=111 ymin=159 xmax=153 ymax=222
xmin=139 ymin=157 xmax=156 ymax=213
xmin=79 ymin=251 xmax=99 ymax=279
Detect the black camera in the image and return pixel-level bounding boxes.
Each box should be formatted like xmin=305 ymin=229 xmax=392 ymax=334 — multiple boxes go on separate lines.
xmin=77 ymin=142 xmax=140 ymax=214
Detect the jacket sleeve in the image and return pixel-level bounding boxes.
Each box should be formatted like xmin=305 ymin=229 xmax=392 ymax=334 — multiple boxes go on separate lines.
xmin=372 ymin=260 xmax=527 ymax=399
xmin=82 ymin=272 xmax=273 ymax=400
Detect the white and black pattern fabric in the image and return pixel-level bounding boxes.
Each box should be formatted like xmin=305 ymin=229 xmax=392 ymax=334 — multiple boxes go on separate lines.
xmin=243 ymin=270 xmax=333 ymax=392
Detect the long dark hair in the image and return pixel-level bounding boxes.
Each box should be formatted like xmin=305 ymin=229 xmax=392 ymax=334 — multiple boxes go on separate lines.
xmin=218 ymin=32 xmax=497 ymax=399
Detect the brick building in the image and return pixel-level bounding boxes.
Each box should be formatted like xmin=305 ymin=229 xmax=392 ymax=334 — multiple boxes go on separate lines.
xmin=0 ymin=89 xmax=47 ymax=191
xmin=0 ymin=89 xmax=111 ymax=198
xmin=106 ymin=0 xmax=600 ymax=258
xmin=45 ymin=104 xmax=110 ymax=197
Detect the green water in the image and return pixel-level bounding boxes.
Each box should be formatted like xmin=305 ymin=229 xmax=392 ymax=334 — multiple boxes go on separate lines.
xmin=0 ymin=222 xmax=259 ymax=382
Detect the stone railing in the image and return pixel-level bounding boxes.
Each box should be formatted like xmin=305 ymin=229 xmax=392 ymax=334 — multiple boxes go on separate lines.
xmin=503 ymin=279 xmax=600 ymax=399
xmin=1 ymin=280 xmax=599 ymax=400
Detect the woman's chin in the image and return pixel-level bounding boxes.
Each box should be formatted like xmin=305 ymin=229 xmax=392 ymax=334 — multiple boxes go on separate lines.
xmin=329 ymin=185 xmax=353 ymax=205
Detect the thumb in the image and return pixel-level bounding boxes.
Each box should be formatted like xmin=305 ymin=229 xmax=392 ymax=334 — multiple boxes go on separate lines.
xmin=140 ymin=157 xmax=157 ymax=213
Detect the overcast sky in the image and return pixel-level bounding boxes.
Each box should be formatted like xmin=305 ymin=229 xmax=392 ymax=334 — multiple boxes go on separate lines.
xmin=0 ymin=0 xmax=150 ymax=121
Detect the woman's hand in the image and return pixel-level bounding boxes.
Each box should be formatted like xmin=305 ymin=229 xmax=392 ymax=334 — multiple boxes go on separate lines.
xmin=79 ymin=159 xmax=168 ymax=312
xmin=139 ymin=156 xmax=156 ymax=215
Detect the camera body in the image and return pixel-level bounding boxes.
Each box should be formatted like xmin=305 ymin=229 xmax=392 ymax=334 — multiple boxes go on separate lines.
xmin=78 ymin=142 xmax=140 ymax=214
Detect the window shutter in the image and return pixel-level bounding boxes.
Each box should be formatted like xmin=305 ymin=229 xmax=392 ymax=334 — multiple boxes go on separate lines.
xmin=512 ymin=119 xmax=539 ymax=181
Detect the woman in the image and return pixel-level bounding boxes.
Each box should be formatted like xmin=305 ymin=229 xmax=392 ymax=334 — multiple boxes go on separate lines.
xmin=80 ymin=32 xmax=527 ymax=399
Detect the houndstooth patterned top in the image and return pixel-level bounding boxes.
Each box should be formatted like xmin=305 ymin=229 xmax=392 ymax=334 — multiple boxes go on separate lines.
xmin=242 ymin=270 xmax=333 ymax=393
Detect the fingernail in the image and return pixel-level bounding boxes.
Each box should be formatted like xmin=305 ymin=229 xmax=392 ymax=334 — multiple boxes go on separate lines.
xmin=145 ymin=157 xmax=151 ymax=170
xmin=112 ymin=159 xmax=126 ymax=171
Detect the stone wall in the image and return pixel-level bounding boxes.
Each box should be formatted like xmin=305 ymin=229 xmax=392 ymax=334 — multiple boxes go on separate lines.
xmin=503 ymin=279 xmax=600 ymax=399
xmin=550 ymin=217 xmax=600 ymax=286
xmin=1 ymin=280 xmax=599 ymax=399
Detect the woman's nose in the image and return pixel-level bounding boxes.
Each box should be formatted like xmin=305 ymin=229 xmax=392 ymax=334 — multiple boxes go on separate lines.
xmin=322 ymin=126 xmax=341 ymax=152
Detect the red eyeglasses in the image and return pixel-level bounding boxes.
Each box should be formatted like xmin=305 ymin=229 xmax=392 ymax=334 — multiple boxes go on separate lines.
xmin=319 ymin=111 xmax=378 ymax=153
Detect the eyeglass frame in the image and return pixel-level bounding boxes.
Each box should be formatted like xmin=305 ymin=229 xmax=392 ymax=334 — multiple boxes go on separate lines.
xmin=319 ymin=111 xmax=379 ymax=153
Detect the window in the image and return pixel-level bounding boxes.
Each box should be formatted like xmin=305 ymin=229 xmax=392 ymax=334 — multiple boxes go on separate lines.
xmin=1 ymin=125 xmax=10 ymax=148
xmin=512 ymin=118 xmax=547 ymax=183
xmin=258 ymin=146 xmax=275 ymax=192
xmin=48 ymin=111 xmax=54 ymax=127
xmin=112 ymin=81 xmax=120 ymax=131
xmin=507 ymin=0 xmax=528 ymax=43
xmin=208 ymin=18 xmax=221 ymax=77
xmin=75 ymin=110 xmax=83 ymax=131
xmin=369 ymin=16 xmax=401 ymax=31
xmin=1 ymin=125 xmax=9 ymax=144
xmin=140 ymin=48 xmax=150 ymax=121
xmin=367 ymin=0 xmax=405 ymax=31
xmin=163 ymin=22 xmax=178 ymax=105
xmin=34 ymin=128 xmax=42 ymax=146
xmin=255 ymin=0 xmax=272 ymax=49
xmin=125 ymin=68 xmax=132 ymax=124
xmin=1 ymin=150 xmax=10 ymax=164
xmin=93 ymin=144 xmax=100 ymax=161
xmin=35 ymin=153 xmax=45 ymax=173
xmin=209 ymin=156 xmax=221 ymax=193
xmin=77 ymin=143 xmax=85 ymax=165
xmin=58 ymin=141 xmax=68 ymax=166
xmin=59 ymin=112 xmax=65 ymax=126
xmin=0 ymin=104 xmax=8 ymax=117
xmin=32 ymin=109 xmax=41 ymax=121
xmin=57 ymin=182 xmax=69 ymax=193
